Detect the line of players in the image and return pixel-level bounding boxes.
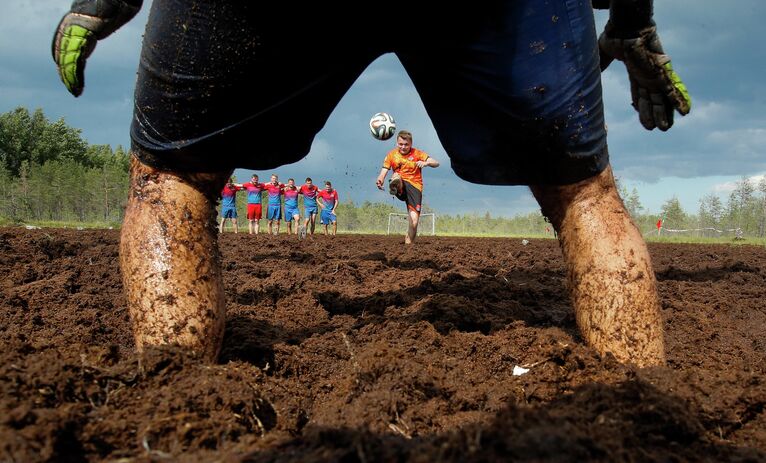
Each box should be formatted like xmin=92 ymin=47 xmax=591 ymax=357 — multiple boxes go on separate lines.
xmin=219 ymin=173 xmax=339 ymax=236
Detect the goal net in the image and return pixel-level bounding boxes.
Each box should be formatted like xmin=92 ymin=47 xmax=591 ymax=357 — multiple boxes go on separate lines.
xmin=649 ymin=226 xmax=743 ymax=239
xmin=387 ymin=213 xmax=436 ymax=236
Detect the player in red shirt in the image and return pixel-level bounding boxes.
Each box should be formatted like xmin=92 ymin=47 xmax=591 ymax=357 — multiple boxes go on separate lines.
xmin=219 ymin=177 xmax=243 ymax=233
xmin=264 ymin=174 xmax=285 ymax=235
xmin=299 ymin=177 xmax=320 ymax=236
xmin=283 ymin=178 xmax=301 ymax=235
xmin=241 ymin=173 xmax=266 ymax=235
xmin=376 ymin=130 xmax=440 ymax=244
xmin=317 ymin=181 xmax=339 ymax=236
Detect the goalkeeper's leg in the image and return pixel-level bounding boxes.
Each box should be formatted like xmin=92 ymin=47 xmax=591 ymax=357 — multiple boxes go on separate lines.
xmin=531 ymin=165 xmax=665 ymax=367
xmin=120 ymin=156 xmax=229 ymax=363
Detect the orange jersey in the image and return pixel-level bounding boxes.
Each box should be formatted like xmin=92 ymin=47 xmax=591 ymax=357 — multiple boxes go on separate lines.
xmin=382 ymin=148 xmax=430 ymax=191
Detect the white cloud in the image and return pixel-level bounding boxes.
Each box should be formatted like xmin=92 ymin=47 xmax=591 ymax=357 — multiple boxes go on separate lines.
xmin=712 ymin=174 xmax=766 ymax=193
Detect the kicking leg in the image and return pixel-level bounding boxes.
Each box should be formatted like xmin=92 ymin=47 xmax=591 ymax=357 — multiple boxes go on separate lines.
xmin=530 ymin=165 xmax=665 ymax=367
xmin=120 ymin=157 xmax=230 ymax=362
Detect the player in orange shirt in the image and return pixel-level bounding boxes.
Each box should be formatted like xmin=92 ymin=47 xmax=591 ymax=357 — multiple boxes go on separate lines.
xmin=376 ymin=130 xmax=440 ymax=244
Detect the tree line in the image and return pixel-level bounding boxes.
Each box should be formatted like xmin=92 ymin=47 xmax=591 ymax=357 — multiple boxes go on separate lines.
xmin=2 ymin=107 xmax=766 ymax=237
xmin=617 ymin=179 xmax=766 ymax=238
xmin=0 ymin=107 xmax=130 ymax=226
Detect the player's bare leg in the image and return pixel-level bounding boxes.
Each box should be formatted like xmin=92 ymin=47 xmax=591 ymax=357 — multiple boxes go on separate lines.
xmin=332 ymin=221 xmax=337 ymax=236
xmin=120 ymin=156 xmax=230 ymax=362
xmin=405 ymin=209 xmax=420 ymax=245
xmin=530 ymin=165 xmax=665 ymax=367
xmin=232 ymin=218 xmax=238 ymax=234
xmin=254 ymin=219 xmax=260 ymax=235
xmin=248 ymin=219 xmax=254 ymax=234
xmin=218 ymin=217 xmax=226 ymax=234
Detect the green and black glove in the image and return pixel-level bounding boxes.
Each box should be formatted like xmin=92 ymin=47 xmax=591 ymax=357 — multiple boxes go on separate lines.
xmin=597 ymin=0 xmax=691 ymax=131
xmin=52 ymin=0 xmax=142 ymax=97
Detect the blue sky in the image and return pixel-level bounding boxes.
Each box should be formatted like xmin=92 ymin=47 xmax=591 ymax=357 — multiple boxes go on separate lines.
xmin=2 ymin=1 xmax=765 ymax=218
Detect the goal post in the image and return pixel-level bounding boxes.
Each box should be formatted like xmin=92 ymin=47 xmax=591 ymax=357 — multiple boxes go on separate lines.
xmin=387 ymin=213 xmax=436 ymax=236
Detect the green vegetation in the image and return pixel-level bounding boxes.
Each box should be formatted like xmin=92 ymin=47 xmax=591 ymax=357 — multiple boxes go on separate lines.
xmin=3 ymin=106 xmax=766 ymax=244
xmin=615 ymin=177 xmax=766 ymax=241
xmin=0 ymin=107 xmax=129 ymax=226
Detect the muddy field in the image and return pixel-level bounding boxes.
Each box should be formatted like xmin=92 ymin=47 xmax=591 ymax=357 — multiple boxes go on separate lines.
xmin=0 ymin=227 xmax=764 ymax=462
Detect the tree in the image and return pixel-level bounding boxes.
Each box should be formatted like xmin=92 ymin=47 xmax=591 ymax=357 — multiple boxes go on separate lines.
xmin=0 ymin=107 xmax=88 ymax=176
xmin=660 ymin=197 xmax=687 ymax=230
xmin=698 ymin=193 xmax=723 ymax=229
xmin=726 ymin=176 xmax=757 ymax=234
xmin=614 ymin=177 xmax=644 ymax=219
xmin=623 ymin=187 xmax=643 ymax=219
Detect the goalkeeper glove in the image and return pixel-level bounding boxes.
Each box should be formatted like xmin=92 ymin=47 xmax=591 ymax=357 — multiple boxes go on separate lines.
xmin=52 ymin=0 xmax=142 ymax=97
xmin=599 ymin=22 xmax=691 ymax=131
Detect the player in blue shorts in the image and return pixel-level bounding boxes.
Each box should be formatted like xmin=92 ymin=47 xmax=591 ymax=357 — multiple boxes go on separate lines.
xmin=218 ymin=177 xmax=243 ymax=234
xmin=299 ymin=177 xmax=319 ymax=235
xmin=318 ymin=181 xmax=339 ymax=236
xmin=264 ymin=174 xmax=284 ymax=235
xmin=54 ymin=0 xmax=690 ymax=365
xmin=283 ymin=178 xmax=301 ymax=235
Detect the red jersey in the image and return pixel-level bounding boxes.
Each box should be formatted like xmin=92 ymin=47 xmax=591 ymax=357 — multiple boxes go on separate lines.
xmin=242 ymin=182 xmax=266 ymax=204
xmin=265 ymin=182 xmax=284 ymax=206
xmin=318 ymin=189 xmax=338 ymax=208
xmin=221 ymin=184 xmax=243 ymax=208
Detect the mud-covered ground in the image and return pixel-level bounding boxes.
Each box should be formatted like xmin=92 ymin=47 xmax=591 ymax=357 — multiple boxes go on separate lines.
xmin=1 ymin=227 xmax=764 ymax=462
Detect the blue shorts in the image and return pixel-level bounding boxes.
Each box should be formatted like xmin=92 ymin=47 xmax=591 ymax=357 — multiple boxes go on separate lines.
xmin=221 ymin=207 xmax=237 ymax=219
xmin=304 ymin=205 xmax=318 ymax=216
xmin=132 ymin=1 xmax=606 ymax=185
xmin=266 ymin=205 xmax=281 ymax=221
xmin=285 ymin=205 xmax=300 ymax=221
xmin=320 ymin=209 xmax=336 ymax=225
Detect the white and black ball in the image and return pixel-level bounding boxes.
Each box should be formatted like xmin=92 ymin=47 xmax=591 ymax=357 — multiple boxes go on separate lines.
xmin=369 ymin=112 xmax=396 ymax=141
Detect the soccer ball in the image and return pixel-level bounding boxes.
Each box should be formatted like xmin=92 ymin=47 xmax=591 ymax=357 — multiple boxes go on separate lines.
xmin=369 ymin=112 xmax=396 ymax=141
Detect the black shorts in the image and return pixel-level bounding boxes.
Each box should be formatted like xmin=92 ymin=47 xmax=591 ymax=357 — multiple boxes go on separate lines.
xmin=396 ymin=182 xmax=423 ymax=214
xmin=131 ymin=0 xmax=607 ymax=186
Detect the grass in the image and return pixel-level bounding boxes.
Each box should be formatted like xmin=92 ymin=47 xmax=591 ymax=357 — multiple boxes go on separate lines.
xmin=2 ymin=219 xmax=122 ymax=230
xmin=644 ymin=235 xmax=766 ymax=246
xmin=3 ymin=219 xmax=765 ymax=246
